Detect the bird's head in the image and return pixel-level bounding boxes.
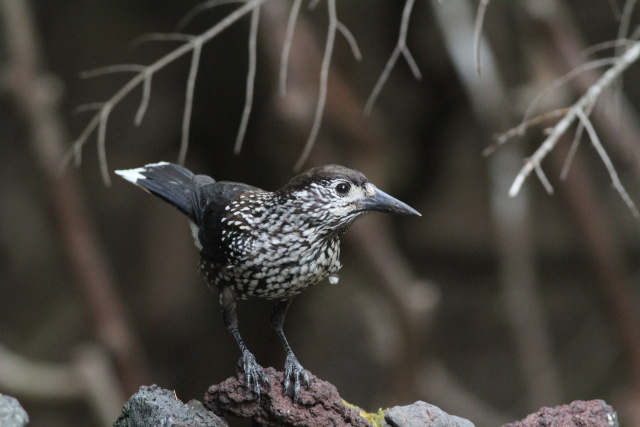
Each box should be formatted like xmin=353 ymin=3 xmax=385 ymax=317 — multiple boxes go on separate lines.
xmin=277 ymin=165 xmax=421 ymax=233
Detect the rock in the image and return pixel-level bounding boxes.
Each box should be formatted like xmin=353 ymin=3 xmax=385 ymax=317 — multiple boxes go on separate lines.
xmin=204 ymin=367 xmax=371 ymax=427
xmin=384 ymin=401 xmax=475 ymax=427
xmin=503 ymin=399 xmax=618 ymax=427
xmin=0 ymin=393 xmax=29 ymax=427
xmin=113 ymin=384 xmax=227 ymax=427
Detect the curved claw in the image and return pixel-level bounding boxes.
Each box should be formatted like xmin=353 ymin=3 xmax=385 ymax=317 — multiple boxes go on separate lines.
xmin=237 ymin=352 xmax=269 ymax=398
xmin=282 ymin=353 xmax=310 ymax=402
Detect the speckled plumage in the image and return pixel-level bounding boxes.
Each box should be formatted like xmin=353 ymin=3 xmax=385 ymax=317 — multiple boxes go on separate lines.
xmin=199 ymin=185 xmax=347 ymax=302
xmin=115 ymin=162 xmax=420 ymax=401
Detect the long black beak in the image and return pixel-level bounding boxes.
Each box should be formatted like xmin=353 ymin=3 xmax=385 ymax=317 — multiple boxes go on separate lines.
xmin=360 ymin=189 xmax=421 ymax=216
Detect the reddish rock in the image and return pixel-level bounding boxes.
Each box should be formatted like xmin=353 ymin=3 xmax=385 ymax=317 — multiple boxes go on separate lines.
xmin=204 ymin=367 xmax=371 ymax=427
xmin=503 ymin=400 xmax=618 ymax=427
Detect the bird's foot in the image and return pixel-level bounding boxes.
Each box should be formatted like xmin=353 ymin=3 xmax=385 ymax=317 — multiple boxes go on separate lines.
xmin=236 ymin=352 xmax=269 ymax=399
xmin=282 ymin=353 xmax=310 ymax=402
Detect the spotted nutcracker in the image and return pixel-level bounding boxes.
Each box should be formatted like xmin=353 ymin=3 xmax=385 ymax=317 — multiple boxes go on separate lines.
xmin=116 ymin=162 xmax=420 ymax=400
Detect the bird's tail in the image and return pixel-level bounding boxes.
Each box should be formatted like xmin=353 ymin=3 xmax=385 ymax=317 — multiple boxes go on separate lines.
xmin=115 ymin=162 xmax=210 ymax=221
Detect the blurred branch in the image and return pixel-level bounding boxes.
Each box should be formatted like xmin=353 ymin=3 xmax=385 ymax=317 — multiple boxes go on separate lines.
xmin=473 ymin=0 xmax=490 ymax=76
xmin=523 ymin=0 xmax=640 ymax=415
xmin=0 ymin=343 xmax=84 ymax=401
xmin=434 ymin=0 xmax=562 ymax=408
xmin=0 ymin=0 xmax=148 ymax=392
xmin=0 ymin=343 xmax=125 ymax=426
xmin=548 ymin=138 xmax=640 ymax=401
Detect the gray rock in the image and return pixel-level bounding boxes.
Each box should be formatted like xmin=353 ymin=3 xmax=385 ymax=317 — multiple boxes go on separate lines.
xmin=0 ymin=393 xmax=29 ymax=427
xmin=385 ymin=401 xmax=474 ymax=427
xmin=113 ymin=384 xmax=228 ymax=427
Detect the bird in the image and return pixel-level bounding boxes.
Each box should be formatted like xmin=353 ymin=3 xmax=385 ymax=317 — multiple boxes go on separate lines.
xmin=115 ymin=161 xmax=420 ymax=401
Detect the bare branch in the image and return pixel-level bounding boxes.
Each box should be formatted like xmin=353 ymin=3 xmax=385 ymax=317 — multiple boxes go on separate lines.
xmin=575 ymin=107 xmax=639 ymax=218
xmin=365 ymin=0 xmax=420 ymax=116
xmin=234 ymin=4 xmax=260 ymax=154
xmin=293 ymin=0 xmax=338 ymax=171
xmin=80 ymin=64 xmax=145 ymax=79
xmin=129 ymin=33 xmax=195 ymax=49
xmin=176 ymin=0 xmax=248 ymax=31
xmin=279 ymin=0 xmax=302 ymax=96
xmin=97 ymin=106 xmax=112 ymax=185
xmin=178 ymin=41 xmax=202 ymax=165
xmin=336 ymin=22 xmax=362 ymax=61
xmin=559 ymin=102 xmax=595 ymax=180
xmin=608 ymin=0 xmax=623 ymax=18
xmin=473 ymin=0 xmax=490 ymax=76
xmin=401 ymin=45 xmax=422 ymax=80
xmin=134 ymin=74 xmax=152 ymax=126
xmin=534 ymin=162 xmax=554 ymax=195
xmin=484 ymin=108 xmax=569 ymax=157
xmin=522 ymin=57 xmax=617 ymax=124
xmin=74 ymin=102 xmax=105 ymax=114
xmin=308 ymin=0 xmax=322 ymax=12
xmin=616 ymin=0 xmax=638 ymax=57
xmin=581 ymin=39 xmax=634 ymax=57
xmin=66 ymin=0 xmax=268 ymax=182
xmin=509 ymin=40 xmax=640 ymax=198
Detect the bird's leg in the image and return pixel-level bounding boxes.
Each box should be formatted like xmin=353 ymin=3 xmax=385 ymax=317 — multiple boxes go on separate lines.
xmin=223 ymin=305 xmax=269 ymax=397
xmin=270 ymin=299 xmax=310 ymax=400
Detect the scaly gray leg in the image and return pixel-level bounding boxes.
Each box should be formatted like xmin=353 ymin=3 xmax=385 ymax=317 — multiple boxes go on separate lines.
xmin=223 ymin=305 xmax=269 ymax=398
xmin=270 ymin=299 xmax=310 ymax=401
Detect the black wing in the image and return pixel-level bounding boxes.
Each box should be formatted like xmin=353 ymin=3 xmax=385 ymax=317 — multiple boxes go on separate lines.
xmin=196 ymin=181 xmax=263 ymax=263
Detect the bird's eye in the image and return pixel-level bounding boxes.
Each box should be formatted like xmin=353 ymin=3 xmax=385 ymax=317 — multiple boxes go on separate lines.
xmin=335 ymin=182 xmax=351 ymax=195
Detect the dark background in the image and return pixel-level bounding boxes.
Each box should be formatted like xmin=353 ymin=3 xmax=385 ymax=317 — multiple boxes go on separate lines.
xmin=1 ymin=1 xmax=640 ymax=426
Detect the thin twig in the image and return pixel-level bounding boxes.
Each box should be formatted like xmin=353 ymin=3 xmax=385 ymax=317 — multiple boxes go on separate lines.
xmin=473 ymin=0 xmax=490 ymax=76
xmin=484 ymin=108 xmax=568 ymax=157
xmin=616 ymin=0 xmax=638 ymax=58
xmin=336 ymin=22 xmax=362 ymax=61
xmin=134 ymin=74 xmax=152 ymax=125
xmin=234 ymin=4 xmax=260 ymax=154
xmin=609 ymin=0 xmax=623 ymax=18
xmin=178 ymin=40 xmax=202 ymax=165
xmin=176 ymin=0 xmax=247 ymax=31
xmin=80 ymin=64 xmax=145 ymax=79
xmin=97 ymin=106 xmax=112 ymax=184
xmin=581 ymin=39 xmax=634 ymax=58
xmin=365 ymin=0 xmax=420 ymax=116
xmin=65 ymin=0 xmax=268 ymax=183
xmin=509 ymin=40 xmax=640 ymax=198
xmin=293 ymin=0 xmax=338 ymax=171
xmin=129 ymin=33 xmax=195 ymax=49
xmin=559 ymin=101 xmax=595 ymax=180
xmin=74 ymin=102 xmax=105 ymax=114
xmin=308 ymin=0 xmax=322 ymax=12
xmin=521 ymin=57 xmax=617 ymax=125
xmin=575 ymin=107 xmax=639 ymax=218
xmin=279 ymin=0 xmax=302 ymax=96
xmin=534 ymin=162 xmax=554 ymax=194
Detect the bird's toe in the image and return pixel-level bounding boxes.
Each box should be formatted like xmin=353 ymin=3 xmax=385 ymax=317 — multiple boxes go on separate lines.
xmin=237 ymin=352 xmax=269 ymax=398
xmin=283 ymin=354 xmax=309 ymax=401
